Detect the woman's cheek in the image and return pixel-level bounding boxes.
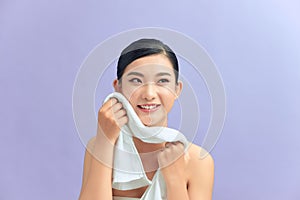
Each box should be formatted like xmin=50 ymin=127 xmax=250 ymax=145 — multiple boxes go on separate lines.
xmin=121 ymin=86 xmax=137 ymax=100
xmin=161 ymin=90 xmax=177 ymax=111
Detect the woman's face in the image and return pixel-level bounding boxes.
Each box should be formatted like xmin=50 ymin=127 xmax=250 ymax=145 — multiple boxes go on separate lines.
xmin=113 ymin=54 xmax=182 ymax=127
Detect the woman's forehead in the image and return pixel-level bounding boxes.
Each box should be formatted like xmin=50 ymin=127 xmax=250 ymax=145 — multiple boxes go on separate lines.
xmin=124 ymin=64 xmax=174 ymax=76
xmin=123 ymin=54 xmax=174 ymax=75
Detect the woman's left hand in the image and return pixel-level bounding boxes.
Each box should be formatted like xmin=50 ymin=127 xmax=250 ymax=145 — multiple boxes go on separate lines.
xmin=158 ymin=142 xmax=188 ymax=183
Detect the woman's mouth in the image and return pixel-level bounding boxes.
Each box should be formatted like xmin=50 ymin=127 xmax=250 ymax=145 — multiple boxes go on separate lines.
xmin=137 ymin=104 xmax=161 ymax=112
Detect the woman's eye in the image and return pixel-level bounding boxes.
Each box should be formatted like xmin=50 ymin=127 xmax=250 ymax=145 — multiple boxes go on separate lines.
xmin=129 ymin=78 xmax=142 ymax=83
xmin=158 ymin=79 xmax=170 ymax=84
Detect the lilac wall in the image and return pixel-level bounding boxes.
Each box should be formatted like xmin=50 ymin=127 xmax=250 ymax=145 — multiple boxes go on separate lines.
xmin=1 ymin=1 xmax=300 ymax=199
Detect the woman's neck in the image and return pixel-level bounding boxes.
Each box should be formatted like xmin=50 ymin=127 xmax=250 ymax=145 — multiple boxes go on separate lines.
xmin=133 ymin=137 xmax=166 ymax=153
xmin=132 ymin=137 xmax=165 ymax=173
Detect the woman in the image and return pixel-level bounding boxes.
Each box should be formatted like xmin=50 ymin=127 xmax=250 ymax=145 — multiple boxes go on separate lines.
xmin=79 ymin=39 xmax=214 ymax=200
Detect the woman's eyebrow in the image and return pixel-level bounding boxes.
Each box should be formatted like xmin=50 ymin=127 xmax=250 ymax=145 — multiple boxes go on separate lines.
xmin=126 ymin=72 xmax=144 ymax=77
xmin=156 ymin=72 xmax=172 ymax=77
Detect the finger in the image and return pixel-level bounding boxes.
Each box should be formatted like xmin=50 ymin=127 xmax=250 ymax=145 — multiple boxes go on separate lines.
xmin=102 ymin=98 xmax=118 ymax=111
xmin=165 ymin=142 xmax=172 ymax=148
xmin=174 ymin=145 xmax=185 ymax=155
xmin=116 ymin=115 xmax=128 ymax=127
xmin=178 ymin=142 xmax=185 ymax=149
xmin=162 ymin=146 xmax=172 ymax=154
xmin=173 ymin=141 xmax=184 ymax=147
xmin=112 ymin=102 xmax=123 ymax=113
xmin=158 ymin=150 xmax=167 ymax=159
xmin=172 ymin=141 xmax=182 ymax=144
xmin=113 ymin=109 xmax=127 ymax=119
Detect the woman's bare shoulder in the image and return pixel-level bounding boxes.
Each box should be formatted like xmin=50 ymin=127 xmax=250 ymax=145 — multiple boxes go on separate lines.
xmin=186 ymin=143 xmax=214 ymax=179
xmin=183 ymin=144 xmax=214 ymax=198
xmin=186 ymin=142 xmax=213 ymax=158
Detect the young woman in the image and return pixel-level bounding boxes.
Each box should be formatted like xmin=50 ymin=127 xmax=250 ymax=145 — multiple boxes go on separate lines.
xmin=78 ymin=39 xmax=214 ymax=200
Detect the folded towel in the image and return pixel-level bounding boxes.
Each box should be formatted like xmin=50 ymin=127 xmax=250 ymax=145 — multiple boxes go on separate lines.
xmin=103 ymin=92 xmax=188 ymax=200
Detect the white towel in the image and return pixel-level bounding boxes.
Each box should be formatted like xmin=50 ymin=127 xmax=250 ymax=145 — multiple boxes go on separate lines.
xmin=104 ymin=92 xmax=188 ymax=200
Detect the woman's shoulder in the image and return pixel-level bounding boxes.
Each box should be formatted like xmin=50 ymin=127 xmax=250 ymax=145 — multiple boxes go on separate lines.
xmin=186 ymin=143 xmax=213 ymax=160
xmin=185 ymin=143 xmax=214 ymax=179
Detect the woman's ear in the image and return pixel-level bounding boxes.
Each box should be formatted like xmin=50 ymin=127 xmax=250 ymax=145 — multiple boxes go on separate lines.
xmin=113 ymin=79 xmax=121 ymax=92
xmin=175 ymin=81 xmax=183 ymax=99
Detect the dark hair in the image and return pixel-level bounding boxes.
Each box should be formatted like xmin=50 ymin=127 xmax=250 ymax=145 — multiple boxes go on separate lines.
xmin=117 ymin=38 xmax=179 ymax=83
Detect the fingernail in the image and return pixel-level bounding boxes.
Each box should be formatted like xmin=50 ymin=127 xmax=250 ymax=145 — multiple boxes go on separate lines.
xmin=111 ymin=98 xmax=117 ymax=103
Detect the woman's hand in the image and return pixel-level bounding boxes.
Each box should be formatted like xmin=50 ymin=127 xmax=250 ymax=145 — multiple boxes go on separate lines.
xmin=158 ymin=142 xmax=188 ymax=183
xmin=97 ymin=98 xmax=128 ymax=144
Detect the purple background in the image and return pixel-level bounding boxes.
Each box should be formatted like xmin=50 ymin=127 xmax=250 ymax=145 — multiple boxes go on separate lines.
xmin=1 ymin=1 xmax=300 ymax=199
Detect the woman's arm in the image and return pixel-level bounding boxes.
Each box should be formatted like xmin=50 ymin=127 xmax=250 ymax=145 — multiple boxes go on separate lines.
xmin=164 ymin=177 xmax=190 ymax=200
xmin=78 ymin=98 xmax=128 ymax=200
xmin=158 ymin=143 xmax=214 ymax=200
xmin=78 ymin=134 xmax=115 ymax=200
xmin=158 ymin=142 xmax=190 ymax=200
xmin=187 ymin=145 xmax=214 ymax=200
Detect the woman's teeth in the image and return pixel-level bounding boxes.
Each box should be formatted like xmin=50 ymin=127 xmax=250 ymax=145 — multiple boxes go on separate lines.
xmin=139 ymin=105 xmax=159 ymax=110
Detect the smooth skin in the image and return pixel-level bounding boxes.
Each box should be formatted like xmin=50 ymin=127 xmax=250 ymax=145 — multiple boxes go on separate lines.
xmin=78 ymin=54 xmax=214 ymax=200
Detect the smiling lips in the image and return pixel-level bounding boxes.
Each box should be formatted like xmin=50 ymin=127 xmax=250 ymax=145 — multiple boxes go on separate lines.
xmin=137 ymin=104 xmax=161 ymax=112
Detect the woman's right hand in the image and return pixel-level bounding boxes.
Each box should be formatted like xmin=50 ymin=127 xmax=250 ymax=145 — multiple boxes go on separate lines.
xmin=97 ymin=98 xmax=128 ymax=144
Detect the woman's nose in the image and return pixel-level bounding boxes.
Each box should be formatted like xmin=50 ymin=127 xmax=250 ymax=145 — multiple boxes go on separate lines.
xmin=141 ymin=83 xmax=157 ymax=100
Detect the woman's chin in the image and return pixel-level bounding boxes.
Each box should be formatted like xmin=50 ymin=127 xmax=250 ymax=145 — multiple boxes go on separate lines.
xmin=138 ymin=116 xmax=154 ymax=127
xmin=141 ymin=118 xmax=153 ymax=127
xmin=140 ymin=116 xmax=166 ymax=127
